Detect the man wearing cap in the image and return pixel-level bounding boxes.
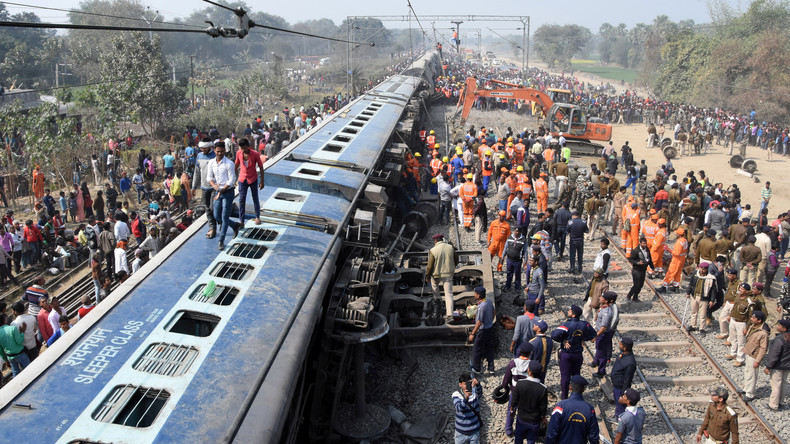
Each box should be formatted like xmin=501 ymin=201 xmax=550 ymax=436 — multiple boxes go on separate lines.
xmin=529 ymin=319 xmax=553 ymax=384
xmin=510 ymin=360 xmax=548 ymax=444
xmin=193 ymin=138 xmax=217 ymax=238
xmin=697 ymin=229 xmax=718 ymax=266
xmin=697 ymin=386 xmax=738 ymax=444
xmin=686 ymin=262 xmax=719 ymax=332
xmin=426 ymin=233 xmax=458 ymax=320
xmin=725 ymin=283 xmax=754 ymax=366
xmin=628 ymin=237 xmax=654 ymax=302
xmin=552 ymin=305 xmax=597 ymax=399
xmin=546 ymin=374 xmax=599 ymax=444
xmin=567 ymin=210 xmax=589 ymax=274
xmin=742 ymin=310 xmax=770 ymax=400
xmin=611 ymin=187 xmax=628 ymax=235
xmin=611 ymin=336 xmax=637 ymax=417
xmin=584 ymin=191 xmax=605 ymax=240
xmin=503 ymin=227 xmax=528 ymax=292
xmin=487 ymin=210 xmax=511 ymax=272
xmin=593 ymin=291 xmax=620 ymax=377
xmin=458 ymin=173 xmax=477 ymax=230
xmin=658 ymin=227 xmax=689 ymax=293
xmin=717 ymin=268 xmax=741 ymax=341
xmin=614 ymin=388 xmax=645 ymax=444
xmin=503 ymin=342 xmax=534 ymax=436
xmin=583 ymin=267 xmax=609 ymax=323
xmin=469 ymin=286 xmax=496 ymax=375
xmin=764 ymin=319 xmax=790 ymax=411
xmin=738 ymin=236 xmax=761 ymax=285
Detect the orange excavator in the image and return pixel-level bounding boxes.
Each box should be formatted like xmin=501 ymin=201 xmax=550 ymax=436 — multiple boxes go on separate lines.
xmin=456 ymin=77 xmax=612 ymax=155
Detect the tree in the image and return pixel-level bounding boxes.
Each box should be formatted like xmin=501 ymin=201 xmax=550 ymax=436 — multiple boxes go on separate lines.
xmin=533 ymin=24 xmax=591 ymax=70
xmin=80 ymin=32 xmax=185 ymax=137
xmin=0 ymin=4 xmax=58 ymax=88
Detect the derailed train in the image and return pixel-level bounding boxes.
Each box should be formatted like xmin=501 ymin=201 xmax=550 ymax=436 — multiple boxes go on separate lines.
xmin=0 ymin=50 xmax=492 ymax=443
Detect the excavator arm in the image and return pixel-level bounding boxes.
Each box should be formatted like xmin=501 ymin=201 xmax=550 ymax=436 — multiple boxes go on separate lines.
xmin=456 ymin=76 xmax=555 ymax=127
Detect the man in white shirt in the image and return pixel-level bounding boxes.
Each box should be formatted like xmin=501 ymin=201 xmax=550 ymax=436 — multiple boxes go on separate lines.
xmin=114 ymin=218 xmax=130 ymax=243
xmin=207 ymin=141 xmax=240 ymax=250
xmin=10 ymin=301 xmax=39 ymax=360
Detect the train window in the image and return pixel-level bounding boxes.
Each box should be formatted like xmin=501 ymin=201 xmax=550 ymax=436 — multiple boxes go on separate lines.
xmin=133 ymin=343 xmax=199 ymax=376
xmin=210 ymin=262 xmax=254 ymax=280
xmin=228 ymin=243 xmax=268 ymax=260
xmin=360 ymin=111 xmax=374 ymax=116
xmin=341 ymin=127 xmax=359 ymax=134
xmin=298 ymin=168 xmax=322 ymax=176
xmin=356 ymin=116 xmax=370 ymax=121
xmin=273 ymin=192 xmax=304 ymax=203
xmin=244 ymin=227 xmax=279 ymax=241
xmin=91 ymin=385 xmax=170 ymax=427
xmin=333 ymin=135 xmax=352 ymax=143
xmin=166 ymin=311 xmax=220 ymax=337
xmin=350 ymin=119 xmax=367 ymax=126
xmin=323 ymin=144 xmax=344 ymax=153
xmin=368 ymin=103 xmax=382 ymax=109
xmin=189 ymin=283 xmax=240 ymax=305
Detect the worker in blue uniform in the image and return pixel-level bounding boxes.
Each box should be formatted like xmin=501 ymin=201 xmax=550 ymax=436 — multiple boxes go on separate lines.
xmin=545 ymin=375 xmax=600 ymax=444
xmin=551 ymin=304 xmax=597 ymax=399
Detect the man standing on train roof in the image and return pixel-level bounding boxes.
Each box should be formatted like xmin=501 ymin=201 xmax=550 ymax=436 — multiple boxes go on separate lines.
xmin=545 ymin=375 xmax=599 ymax=444
xmin=551 ymin=305 xmax=597 ymax=399
xmin=207 ymin=141 xmax=240 ymax=251
xmin=193 ymin=138 xmax=217 ymax=239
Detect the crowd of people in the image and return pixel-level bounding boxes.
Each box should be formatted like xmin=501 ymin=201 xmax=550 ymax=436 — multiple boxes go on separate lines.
xmin=419 ymin=79 xmax=790 ymax=441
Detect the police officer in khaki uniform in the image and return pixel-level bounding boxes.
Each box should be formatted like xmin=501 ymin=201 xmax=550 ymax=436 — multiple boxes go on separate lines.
xmin=696 ymin=385 xmax=739 ymax=444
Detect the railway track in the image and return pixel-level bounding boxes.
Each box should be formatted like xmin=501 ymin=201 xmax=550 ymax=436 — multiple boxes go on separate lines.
xmin=544 ymin=228 xmax=785 ymax=443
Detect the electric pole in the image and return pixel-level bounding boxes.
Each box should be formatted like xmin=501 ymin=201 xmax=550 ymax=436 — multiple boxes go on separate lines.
xmin=190 ymin=55 xmax=195 ymax=107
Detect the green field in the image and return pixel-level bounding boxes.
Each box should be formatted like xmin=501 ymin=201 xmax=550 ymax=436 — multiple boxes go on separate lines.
xmin=570 ymin=60 xmax=638 ymax=84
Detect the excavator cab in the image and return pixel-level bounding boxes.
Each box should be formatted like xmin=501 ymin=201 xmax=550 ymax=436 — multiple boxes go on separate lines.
xmin=548 ymin=103 xmax=587 ymax=137
xmin=547 ymin=88 xmax=572 ymax=104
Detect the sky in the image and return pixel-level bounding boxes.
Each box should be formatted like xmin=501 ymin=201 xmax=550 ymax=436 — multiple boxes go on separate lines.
xmin=6 ymin=0 xmax=750 ymax=34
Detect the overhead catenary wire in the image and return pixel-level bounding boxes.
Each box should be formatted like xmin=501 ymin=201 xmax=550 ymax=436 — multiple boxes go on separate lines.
xmin=0 ymin=1 xmax=204 ymax=29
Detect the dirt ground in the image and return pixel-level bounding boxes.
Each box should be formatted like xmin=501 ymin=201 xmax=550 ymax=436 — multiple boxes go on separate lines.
xmin=609 ymin=123 xmax=790 ymax=216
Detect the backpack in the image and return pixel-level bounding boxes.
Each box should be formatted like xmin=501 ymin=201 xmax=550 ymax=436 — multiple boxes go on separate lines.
xmin=170 ymin=177 xmax=182 ymax=197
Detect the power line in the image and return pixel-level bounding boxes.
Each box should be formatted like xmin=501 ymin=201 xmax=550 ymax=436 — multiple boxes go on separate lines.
xmin=406 ymin=0 xmax=429 ymax=39
xmin=0 ymin=1 xmax=203 ymax=28
xmin=0 ymin=20 xmax=210 ymax=34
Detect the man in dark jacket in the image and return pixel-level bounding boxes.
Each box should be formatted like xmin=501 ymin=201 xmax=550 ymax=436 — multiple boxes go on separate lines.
xmin=685 ymin=262 xmax=719 ymax=332
xmin=610 ymin=336 xmax=637 ymax=418
xmin=627 ymin=237 xmax=654 ymax=302
xmin=764 ymin=319 xmax=790 ymax=411
xmin=510 ymin=360 xmax=548 ymax=444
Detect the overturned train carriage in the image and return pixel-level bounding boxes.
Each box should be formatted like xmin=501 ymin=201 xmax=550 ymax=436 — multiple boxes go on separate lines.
xmin=0 ymin=50 xmax=485 ymax=444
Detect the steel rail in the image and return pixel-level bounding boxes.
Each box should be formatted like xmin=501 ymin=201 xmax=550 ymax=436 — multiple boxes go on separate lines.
xmin=563 ymin=255 xmax=682 ymax=443
xmin=600 ymin=230 xmax=785 ymax=444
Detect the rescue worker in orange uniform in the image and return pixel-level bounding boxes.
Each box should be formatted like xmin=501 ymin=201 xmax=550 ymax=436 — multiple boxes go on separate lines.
xmin=407 ymin=152 xmax=423 ymax=188
xmin=624 ymin=202 xmax=641 ymax=256
xmin=513 ymin=139 xmax=526 ymax=166
xmin=535 ymin=172 xmax=549 ymax=214
xmin=505 ymin=142 xmax=516 ymax=161
xmin=488 ymin=210 xmax=511 ymax=271
xmin=658 ymin=227 xmax=689 ymax=292
xmin=459 ymin=173 xmax=477 ymax=229
xmin=32 ymin=165 xmax=45 ymax=199
xmin=426 ymin=130 xmax=436 ymax=148
xmin=642 ymin=211 xmax=658 ymax=249
xmin=543 ymin=143 xmax=556 ymax=175
xmin=650 ymin=218 xmax=668 ymax=278
xmin=481 ymin=151 xmax=494 ymax=193
xmin=620 ymin=196 xmax=635 ymax=251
